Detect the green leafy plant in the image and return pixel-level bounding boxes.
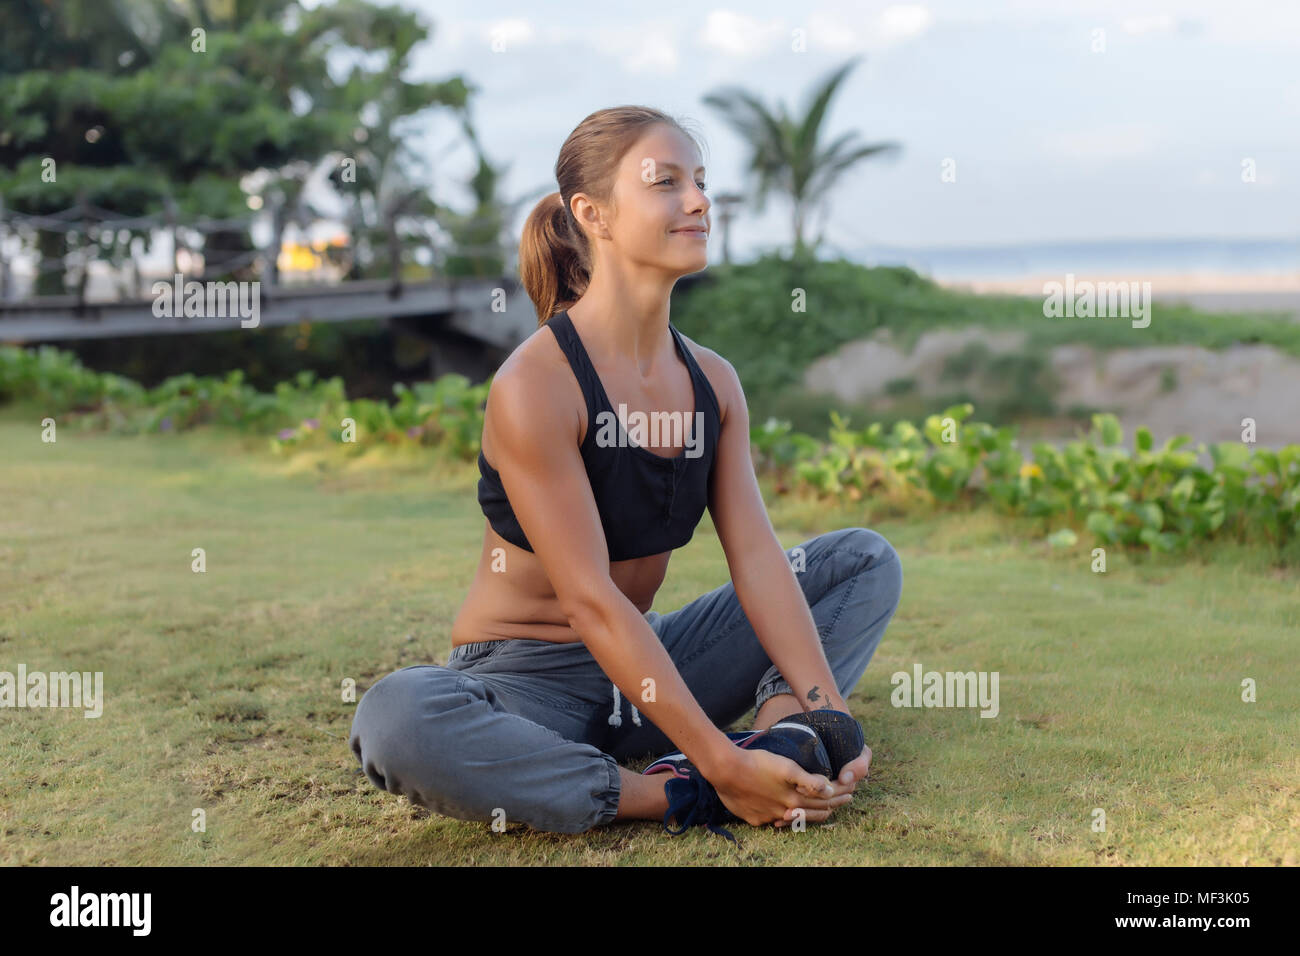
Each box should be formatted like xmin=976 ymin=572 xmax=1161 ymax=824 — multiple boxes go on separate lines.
xmin=5 ymin=344 xmax=1297 ymax=557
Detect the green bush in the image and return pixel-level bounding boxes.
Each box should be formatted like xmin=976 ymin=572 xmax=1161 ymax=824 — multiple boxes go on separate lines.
xmin=941 ymin=342 xmax=991 ymax=380
xmin=0 ymin=344 xmax=488 ymax=460
xmin=6 ymin=342 xmax=1296 ymax=558
xmin=753 ymin=404 xmax=1300 ymax=556
xmin=884 ymin=376 xmax=917 ymax=396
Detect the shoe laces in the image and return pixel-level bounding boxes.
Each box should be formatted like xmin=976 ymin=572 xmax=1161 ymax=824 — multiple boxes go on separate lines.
xmin=662 ymin=775 xmax=739 ymax=844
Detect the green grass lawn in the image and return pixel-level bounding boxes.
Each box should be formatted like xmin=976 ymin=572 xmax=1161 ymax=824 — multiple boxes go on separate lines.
xmin=2 ymin=400 xmax=1296 ymax=866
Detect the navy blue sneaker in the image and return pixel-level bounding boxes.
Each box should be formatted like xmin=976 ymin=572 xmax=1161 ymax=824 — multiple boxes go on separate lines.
xmin=644 ymin=720 xmax=833 ymax=843
xmin=773 ymin=710 xmax=866 ymax=779
xmin=642 ymin=729 xmax=760 ymax=779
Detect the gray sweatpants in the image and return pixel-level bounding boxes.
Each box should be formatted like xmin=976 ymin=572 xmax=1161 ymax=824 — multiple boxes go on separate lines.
xmin=348 ymin=527 xmax=903 ymax=833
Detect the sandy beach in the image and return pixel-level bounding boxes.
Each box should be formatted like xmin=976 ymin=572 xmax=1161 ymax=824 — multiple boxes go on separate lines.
xmin=936 ymin=272 xmax=1300 ymax=315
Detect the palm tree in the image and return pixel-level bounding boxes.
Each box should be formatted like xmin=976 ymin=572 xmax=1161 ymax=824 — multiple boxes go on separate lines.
xmin=702 ymin=55 xmax=900 ymax=259
xmin=435 ymin=110 xmax=545 ymax=280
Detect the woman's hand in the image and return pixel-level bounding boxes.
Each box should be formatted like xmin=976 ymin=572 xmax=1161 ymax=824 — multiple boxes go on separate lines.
xmin=837 ymin=743 xmax=872 ymax=788
xmin=709 ymin=748 xmax=854 ymax=829
xmin=771 ymin=740 xmax=871 ymax=829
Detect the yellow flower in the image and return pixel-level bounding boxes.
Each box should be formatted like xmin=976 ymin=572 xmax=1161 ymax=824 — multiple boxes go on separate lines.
xmin=1019 ymin=462 xmax=1043 ymax=479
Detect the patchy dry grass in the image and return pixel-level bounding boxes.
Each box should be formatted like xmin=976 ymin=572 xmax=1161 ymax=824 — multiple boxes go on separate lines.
xmin=1 ymin=403 xmax=1295 ymax=865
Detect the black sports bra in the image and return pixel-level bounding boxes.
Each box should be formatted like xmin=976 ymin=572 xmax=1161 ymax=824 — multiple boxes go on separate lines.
xmin=476 ymin=309 xmax=721 ymax=561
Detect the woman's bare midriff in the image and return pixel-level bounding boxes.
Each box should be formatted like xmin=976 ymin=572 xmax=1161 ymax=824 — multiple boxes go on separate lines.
xmin=449 ymin=522 xmax=671 ymax=647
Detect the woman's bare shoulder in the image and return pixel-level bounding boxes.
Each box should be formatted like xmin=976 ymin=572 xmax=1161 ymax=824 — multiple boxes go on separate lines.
xmin=673 ymin=329 xmax=736 ymax=421
xmin=482 ymin=323 xmax=584 ymax=451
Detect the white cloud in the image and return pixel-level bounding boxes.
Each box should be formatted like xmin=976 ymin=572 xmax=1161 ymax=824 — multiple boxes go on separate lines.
xmin=792 ymin=4 xmax=934 ymax=56
xmin=880 ymin=4 xmax=935 ymax=41
xmin=574 ymin=21 xmax=681 ymax=72
xmin=701 ymin=10 xmax=785 ymax=57
xmin=625 ymin=30 xmax=680 ymax=73
xmin=809 ymin=3 xmax=934 ymax=53
xmin=803 ymin=13 xmax=862 ymax=52
xmin=1121 ymin=14 xmax=1176 ymax=35
xmin=485 ymin=18 xmax=535 ymax=52
xmin=397 ymin=0 xmax=1300 ymax=246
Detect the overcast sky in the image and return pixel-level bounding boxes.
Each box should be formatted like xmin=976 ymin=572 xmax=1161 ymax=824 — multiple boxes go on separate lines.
xmin=355 ymin=1 xmax=1300 ymax=257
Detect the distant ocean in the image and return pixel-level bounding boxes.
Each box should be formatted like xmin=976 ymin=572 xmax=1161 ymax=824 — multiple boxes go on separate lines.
xmin=849 ymin=237 xmax=1300 ymax=281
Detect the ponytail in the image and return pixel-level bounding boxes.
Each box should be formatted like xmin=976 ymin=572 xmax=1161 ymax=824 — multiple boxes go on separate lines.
xmin=518 ymin=191 xmax=589 ymax=326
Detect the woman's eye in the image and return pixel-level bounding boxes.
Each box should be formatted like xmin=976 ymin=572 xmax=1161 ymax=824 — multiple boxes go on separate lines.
xmin=656 ymin=177 xmax=708 ymax=192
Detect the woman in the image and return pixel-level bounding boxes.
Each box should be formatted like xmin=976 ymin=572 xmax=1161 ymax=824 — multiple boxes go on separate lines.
xmin=349 ymin=106 xmax=903 ymax=838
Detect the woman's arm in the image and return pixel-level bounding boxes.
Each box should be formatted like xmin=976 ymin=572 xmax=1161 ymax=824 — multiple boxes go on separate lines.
xmin=484 ymin=358 xmax=742 ymax=780
xmin=702 ymin=352 xmax=850 ymax=715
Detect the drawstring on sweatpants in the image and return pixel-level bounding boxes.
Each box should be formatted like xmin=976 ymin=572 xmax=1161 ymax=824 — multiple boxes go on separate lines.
xmin=608 ymin=681 xmax=642 ymax=728
xmin=610 ymin=609 xmax=655 ymax=728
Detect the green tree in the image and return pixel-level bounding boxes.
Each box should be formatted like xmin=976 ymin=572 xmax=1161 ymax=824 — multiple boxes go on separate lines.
xmin=702 ymin=55 xmax=900 ymax=259
xmin=0 ymin=0 xmax=467 ymax=292
xmin=314 ymin=0 xmax=470 ymax=282
xmin=433 ymin=111 xmax=551 ymax=280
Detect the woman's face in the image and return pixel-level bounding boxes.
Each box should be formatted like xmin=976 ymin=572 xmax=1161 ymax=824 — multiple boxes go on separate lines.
xmin=572 ymin=123 xmax=711 ymax=276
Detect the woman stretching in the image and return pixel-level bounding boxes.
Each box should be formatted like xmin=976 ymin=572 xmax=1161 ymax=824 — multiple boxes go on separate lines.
xmin=349 ymin=106 xmax=904 ymax=841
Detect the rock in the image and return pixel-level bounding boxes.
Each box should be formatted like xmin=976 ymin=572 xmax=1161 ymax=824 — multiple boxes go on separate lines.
xmin=803 ymin=327 xmax=1028 ymax=402
xmin=803 ymin=328 xmax=1300 ymax=449
xmin=1050 ymin=343 xmax=1300 ymax=447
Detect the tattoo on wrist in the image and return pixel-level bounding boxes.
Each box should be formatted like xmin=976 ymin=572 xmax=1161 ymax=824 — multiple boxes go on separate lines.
xmin=806 ymin=685 xmax=835 ymax=711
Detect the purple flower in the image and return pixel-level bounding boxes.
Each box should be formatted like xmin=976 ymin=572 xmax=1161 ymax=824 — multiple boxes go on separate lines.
xmin=407 ymin=425 xmax=423 ymax=438
xmin=278 ymin=428 xmax=296 ymax=440
xmin=303 ymin=418 xmax=319 ymax=430
xmin=159 ymin=417 xmax=173 ymax=432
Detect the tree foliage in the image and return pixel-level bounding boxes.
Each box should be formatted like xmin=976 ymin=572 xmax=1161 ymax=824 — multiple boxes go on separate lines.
xmin=0 ymin=0 xmax=469 ymax=288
